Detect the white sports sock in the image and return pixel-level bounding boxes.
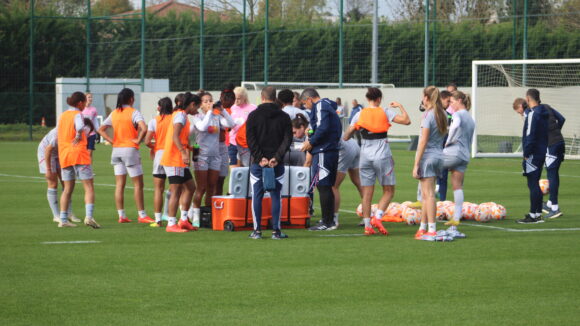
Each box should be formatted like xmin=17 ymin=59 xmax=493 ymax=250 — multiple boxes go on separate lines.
xmin=546 ymin=200 xmax=552 ymax=208
xmin=67 ymin=198 xmax=74 ymax=217
xmin=85 ymin=204 xmax=94 ymax=219
xmin=154 ymin=212 xmax=162 ymax=222
xmin=138 ymin=210 xmax=147 ymax=218
xmin=187 ymin=205 xmax=194 ymax=219
xmin=167 ymin=217 xmax=177 ymax=226
xmin=180 ymin=209 xmax=189 ymax=221
xmin=333 ymin=212 xmax=339 ymax=225
xmin=375 ymin=209 xmax=384 ymax=220
xmin=428 ymin=223 xmax=436 ymax=233
xmin=47 ymin=188 xmax=59 ymax=218
xmin=163 ymin=191 xmax=171 ymax=216
xmin=60 ymin=211 xmax=68 ymax=223
xmin=419 ymin=222 xmax=427 ymax=231
xmin=192 ymin=208 xmax=201 ymax=226
xmin=551 ymin=204 xmax=559 ymax=211
xmin=453 ymin=189 xmax=464 ymax=222
xmin=363 ymin=217 xmax=371 ymax=228
xmin=529 ymin=212 xmax=537 ymax=218
xmin=416 ymin=183 xmax=422 ymax=201
xmin=118 ymin=209 xmax=126 ymax=218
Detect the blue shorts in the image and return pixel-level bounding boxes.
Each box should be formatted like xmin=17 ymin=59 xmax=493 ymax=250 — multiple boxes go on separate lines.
xmin=228 ymin=144 xmax=238 ymax=165
xmin=87 ymin=134 xmax=97 ymax=150
xmin=311 ymin=150 xmax=338 ymax=187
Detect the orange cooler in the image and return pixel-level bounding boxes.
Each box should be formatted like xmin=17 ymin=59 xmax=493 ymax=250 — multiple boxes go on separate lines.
xmin=212 ymin=196 xmax=272 ymax=231
xmin=280 ymin=197 xmax=311 ymax=228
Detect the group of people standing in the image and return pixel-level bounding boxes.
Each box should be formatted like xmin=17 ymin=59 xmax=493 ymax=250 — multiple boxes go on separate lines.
xmin=38 ymin=83 xmax=562 ymax=241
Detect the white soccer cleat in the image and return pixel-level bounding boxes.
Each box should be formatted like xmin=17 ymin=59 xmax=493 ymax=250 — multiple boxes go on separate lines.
xmin=69 ymin=216 xmax=81 ymax=223
xmin=84 ymin=217 xmax=101 ymax=229
xmin=58 ymin=221 xmax=77 ymax=228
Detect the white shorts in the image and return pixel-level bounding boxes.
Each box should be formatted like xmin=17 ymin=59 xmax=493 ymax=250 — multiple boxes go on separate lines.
xmin=338 ymin=145 xmax=360 ymax=173
xmin=152 ymin=150 xmax=165 ymax=176
xmin=359 ymin=155 xmax=395 ymax=186
xmin=61 ymin=164 xmax=93 ymax=181
xmin=194 ymin=155 xmax=221 ymax=171
xmin=38 ymin=157 xmax=60 ymax=174
xmin=219 ymin=143 xmax=229 ymax=177
xmin=163 ymin=166 xmax=187 ymax=177
xmin=443 ymin=155 xmax=468 ymax=173
xmin=419 ymin=156 xmax=443 ymax=178
xmin=111 ymin=148 xmax=143 ymax=177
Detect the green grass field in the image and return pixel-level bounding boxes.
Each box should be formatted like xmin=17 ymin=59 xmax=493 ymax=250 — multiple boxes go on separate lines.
xmin=0 ymin=141 xmax=579 ymax=325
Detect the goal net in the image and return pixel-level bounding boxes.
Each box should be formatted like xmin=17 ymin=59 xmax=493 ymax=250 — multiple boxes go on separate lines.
xmin=472 ymin=59 xmax=580 ymax=159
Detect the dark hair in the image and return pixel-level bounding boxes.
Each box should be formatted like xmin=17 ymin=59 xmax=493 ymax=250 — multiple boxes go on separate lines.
xmin=278 ymin=89 xmax=294 ymax=105
xmin=446 ymin=82 xmax=457 ymax=91
xmin=198 ymin=90 xmax=212 ymax=100
xmin=336 ymin=97 xmax=342 ymax=105
xmin=526 ymin=88 xmax=541 ymax=103
xmin=220 ymin=84 xmax=236 ymax=108
xmin=365 ymin=87 xmax=382 ymax=101
xmin=300 ymin=88 xmax=319 ymax=100
xmin=158 ymin=97 xmax=173 ymax=117
xmin=83 ymin=117 xmax=95 ymax=133
xmin=261 ymin=86 xmax=277 ymax=102
xmin=66 ymin=92 xmax=86 ymax=107
xmin=440 ymin=90 xmax=452 ymax=99
xmin=292 ymin=113 xmax=309 ymax=129
xmin=180 ymin=92 xmax=201 ymax=110
xmin=174 ymin=93 xmax=185 ymax=107
xmin=116 ymin=88 xmax=135 ymax=111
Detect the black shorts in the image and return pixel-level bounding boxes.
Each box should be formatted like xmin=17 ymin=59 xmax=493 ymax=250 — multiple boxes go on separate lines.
xmin=153 ymin=173 xmax=166 ymax=179
xmin=168 ymin=168 xmax=193 ymax=184
xmin=87 ymin=134 xmax=97 ymax=150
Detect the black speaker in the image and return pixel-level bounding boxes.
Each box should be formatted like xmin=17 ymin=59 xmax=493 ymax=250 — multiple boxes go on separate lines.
xmin=200 ymin=206 xmax=212 ymax=228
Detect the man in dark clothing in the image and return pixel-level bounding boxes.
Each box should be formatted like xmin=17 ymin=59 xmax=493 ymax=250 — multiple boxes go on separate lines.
xmin=300 ymin=88 xmax=342 ymax=231
xmin=517 ymin=89 xmax=549 ymax=224
xmin=542 ymin=103 xmax=566 ymax=219
xmin=246 ymin=86 xmax=293 ymax=239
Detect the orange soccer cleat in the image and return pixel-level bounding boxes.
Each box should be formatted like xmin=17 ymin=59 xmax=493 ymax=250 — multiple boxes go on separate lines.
xmin=364 ymin=227 xmax=376 ymax=236
xmin=371 ymin=218 xmax=388 ymax=236
xmin=414 ymin=229 xmax=426 ymax=240
xmin=118 ymin=217 xmax=132 ymax=223
xmin=138 ymin=216 xmax=155 ymax=223
xmin=166 ymin=224 xmax=189 ymax=233
xmin=178 ymin=219 xmax=198 ymax=231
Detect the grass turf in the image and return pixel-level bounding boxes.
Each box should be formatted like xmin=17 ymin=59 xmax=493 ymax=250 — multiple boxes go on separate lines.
xmin=0 ymin=141 xmax=579 ymax=325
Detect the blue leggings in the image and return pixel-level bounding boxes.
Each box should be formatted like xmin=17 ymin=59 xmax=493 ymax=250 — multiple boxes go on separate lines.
xmin=250 ymin=163 xmax=284 ymax=231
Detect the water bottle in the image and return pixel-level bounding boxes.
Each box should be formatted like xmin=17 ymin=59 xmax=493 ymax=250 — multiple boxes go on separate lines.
xmin=192 ymin=143 xmax=200 ymax=162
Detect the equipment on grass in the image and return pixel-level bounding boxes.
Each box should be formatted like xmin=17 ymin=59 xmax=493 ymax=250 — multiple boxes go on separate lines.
xmin=475 ymin=204 xmax=492 ymax=222
xmin=471 ymin=58 xmax=580 ymax=159
xmin=401 ymin=206 xmax=421 ymax=225
xmin=356 ymin=203 xmax=363 ymax=217
xmin=539 ymin=179 xmax=550 ymax=195
xmin=462 ymin=202 xmax=479 ymax=220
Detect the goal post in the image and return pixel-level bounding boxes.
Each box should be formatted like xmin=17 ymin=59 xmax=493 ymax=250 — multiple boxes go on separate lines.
xmin=472 ymin=58 xmax=580 ymax=159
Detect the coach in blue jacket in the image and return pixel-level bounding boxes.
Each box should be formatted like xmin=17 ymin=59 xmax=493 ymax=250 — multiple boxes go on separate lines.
xmin=518 ymin=89 xmax=549 ymax=224
xmin=300 ymin=88 xmax=342 ymax=230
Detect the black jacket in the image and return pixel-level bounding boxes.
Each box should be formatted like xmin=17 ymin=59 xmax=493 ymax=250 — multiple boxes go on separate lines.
xmin=246 ymin=102 xmax=293 ymax=164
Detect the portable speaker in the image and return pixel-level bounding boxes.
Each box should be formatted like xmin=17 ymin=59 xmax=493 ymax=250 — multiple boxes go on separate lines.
xmin=282 ymin=166 xmax=310 ymax=197
xmin=229 ymin=167 xmax=249 ymax=198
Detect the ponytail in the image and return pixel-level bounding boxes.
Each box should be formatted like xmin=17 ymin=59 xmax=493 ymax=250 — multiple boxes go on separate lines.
xmin=116 ymin=88 xmax=135 ymax=111
xmin=451 ymin=90 xmax=471 ymax=111
xmin=423 ymin=86 xmax=448 ymax=135
xmin=158 ymin=97 xmax=173 ymax=120
xmin=66 ymin=92 xmax=86 ymax=108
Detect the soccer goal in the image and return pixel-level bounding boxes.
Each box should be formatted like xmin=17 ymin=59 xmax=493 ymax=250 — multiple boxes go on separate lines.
xmin=472 ymin=58 xmax=580 ymax=159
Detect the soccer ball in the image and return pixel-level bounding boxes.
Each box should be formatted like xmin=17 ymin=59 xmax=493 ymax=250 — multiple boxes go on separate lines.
xmin=443 ymin=204 xmax=455 ymax=221
xmin=356 ymin=203 xmax=363 ymax=217
xmin=386 ymin=202 xmax=403 ymax=218
xmin=475 ymin=204 xmax=492 ymax=222
xmin=401 ymin=201 xmax=413 ymax=207
xmin=436 ymin=201 xmax=447 ymax=220
xmin=539 ymin=179 xmax=549 ymax=195
xmin=462 ymin=202 xmax=478 ymax=220
xmin=371 ymin=204 xmax=379 ymax=217
xmin=402 ymin=206 xmax=421 ymax=225
xmin=490 ymin=203 xmax=507 ymax=220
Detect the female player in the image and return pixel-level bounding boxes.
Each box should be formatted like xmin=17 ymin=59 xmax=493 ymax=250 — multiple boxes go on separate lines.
xmin=217 ymin=86 xmax=237 ymax=196
xmin=332 ymin=137 xmax=363 ymax=228
xmin=38 ymin=128 xmax=79 ymax=223
xmin=57 ymin=91 xmax=99 ymax=228
xmin=98 ymin=88 xmax=153 ymax=224
xmin=229 ymin=86 xmax=256 ymax=167
xmin=413 ymin=86 xmax=450 ymax=241
xmin=441 ymin=90 xmax=475 ymax=239
xmin=284 ymin=113 xmax=310 ymax=167
xmin=161 ymin=92 xmax=201 ymax=233
xmin=83 ymin=92 xmax=99 ymax=157
xmin=144 ymin=97 xmax=174 ymax=226
xmin=344 ymin=87 xmax=410 ymax=236
xmin=190 ymin=91 xmax=235 ymax=226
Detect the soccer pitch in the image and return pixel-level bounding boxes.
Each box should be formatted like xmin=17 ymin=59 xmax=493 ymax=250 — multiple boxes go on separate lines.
xmin=0 ymin=141 xmax=579 ymax=325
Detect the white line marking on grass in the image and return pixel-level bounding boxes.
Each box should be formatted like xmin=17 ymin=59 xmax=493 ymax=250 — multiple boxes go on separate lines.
xmin=0 ymin=173 xmax=154 ymax=191
xmin=463 ymin=223 xmax=580 ymax=232
xmin=317 ymin=233 xmax=365 ymax=237
xmin=41 ymin=240 xmax=101 ymax=244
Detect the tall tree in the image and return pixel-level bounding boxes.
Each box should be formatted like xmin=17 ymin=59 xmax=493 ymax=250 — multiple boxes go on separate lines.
xmin=93 ymin=0 xmax=134 ymax=16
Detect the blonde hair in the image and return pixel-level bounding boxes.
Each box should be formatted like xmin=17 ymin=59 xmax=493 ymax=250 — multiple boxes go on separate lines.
xmin=423 ymin=86 xmax=448 ymax=135
xmin=233 ymin=86 xmax=249 ymax=105
xmin=451 ymin=90 xmax=471 ymax=111
xmin=513 ymin=98 xmax=526 ymax=111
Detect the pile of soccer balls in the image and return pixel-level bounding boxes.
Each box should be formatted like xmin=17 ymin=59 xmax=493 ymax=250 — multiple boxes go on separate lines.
xmin=356 ymin=201 xmax=507 ymax=225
